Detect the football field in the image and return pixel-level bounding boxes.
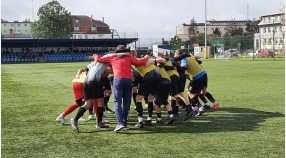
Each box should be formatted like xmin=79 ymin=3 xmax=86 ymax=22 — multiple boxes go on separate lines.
xmin=1 ymin=58 xmax=285 ymax=158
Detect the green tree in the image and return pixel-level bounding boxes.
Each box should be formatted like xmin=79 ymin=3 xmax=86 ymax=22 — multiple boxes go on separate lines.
xmin=170 ymin=36 xmax=185 ymax=50
xmin=213 ymin=27 xmax=221 ymax=37
xmin=161 ymin=38 xmax=169 ymax=45
xmin=246 ymin=19 xmax=261 ymax=33
xmin=31 ymin=0 xmax=73 ymax=39
xmin=188 ymin=18 xmax=198 ymax=38
xmin=227 ymin=19 xmax=244 ymax=36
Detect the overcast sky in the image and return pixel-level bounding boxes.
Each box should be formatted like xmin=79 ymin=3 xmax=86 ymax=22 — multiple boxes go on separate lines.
xmin=1 ymin=0 xmax=285 ymax=43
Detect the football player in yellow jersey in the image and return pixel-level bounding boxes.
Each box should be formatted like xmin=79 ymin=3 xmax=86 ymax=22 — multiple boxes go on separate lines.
xmin=184 ymin=57 xmax=219 ymax=114
xmin=153 ymin=62 xmax=176 ymax=124
xmin=173 ymin=53 xmax=219 ymax=121
xmin=133 ymin=55 xmax=164 ymax=128
xmin=163 ymin=57 xmax=193 ymax=118
xmin=56 ymin=67 xmax=90 ymax=125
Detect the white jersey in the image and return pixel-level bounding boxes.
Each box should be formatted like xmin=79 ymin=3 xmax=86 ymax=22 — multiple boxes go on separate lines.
xmin=85 ymin=61 xmax=108 ymax=82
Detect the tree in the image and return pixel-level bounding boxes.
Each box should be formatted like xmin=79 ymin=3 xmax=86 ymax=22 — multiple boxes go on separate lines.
xmin=246 ymin=19 xmax=261 ymax=33
xmin=31 ymin=0 xmax=73 ymax=39
xmin=161 ymin=38 xmax=169 ymax=45
xmin=188 ymin=18 xmax=198 ymax=38
xmin=213 ymin=27 xmax=221 ymax=37
xmin=227 ymin=19 xmax=244 ymax=36
xmin=169 ymin=36 xmax=185 ymax=50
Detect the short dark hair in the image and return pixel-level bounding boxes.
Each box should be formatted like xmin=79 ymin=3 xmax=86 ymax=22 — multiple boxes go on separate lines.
xmin=117 ymin=45 xmax=126 ymax=50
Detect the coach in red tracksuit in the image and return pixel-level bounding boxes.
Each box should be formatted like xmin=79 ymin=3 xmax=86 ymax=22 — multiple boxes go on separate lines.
xmin=94 ymin=45 xmax=149 ymax=132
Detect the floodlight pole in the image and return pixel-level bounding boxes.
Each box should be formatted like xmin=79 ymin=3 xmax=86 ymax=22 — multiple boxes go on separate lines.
xmin=204 ymin=0 xmax=207 ymax=59
xmin=252 ymin=19 xmax=255 ymax=61
xmin=272 ymin=19 xmax=275 ymax=60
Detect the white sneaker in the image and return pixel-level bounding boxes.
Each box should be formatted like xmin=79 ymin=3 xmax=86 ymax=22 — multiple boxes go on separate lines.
xmin=87 ymin=115 xmax=96 ymax=121
xmin=122 ymin=126 xmax=130 ymax=130
xmin=70 ymin=118 xmax=79 ymax=132
xmin=78 ymin=117 xmax=86 ymax=121
xmin=114 ymin=125 xmax=125 ymax=132
xmin=102 ymin=120 xmax=110 ymax=123
xmin=56 ymin=116 xmax=64 ymax=123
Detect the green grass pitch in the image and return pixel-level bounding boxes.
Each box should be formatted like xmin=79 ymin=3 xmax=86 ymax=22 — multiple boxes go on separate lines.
xmin=1 ymin=58 xmax=285 ymax=158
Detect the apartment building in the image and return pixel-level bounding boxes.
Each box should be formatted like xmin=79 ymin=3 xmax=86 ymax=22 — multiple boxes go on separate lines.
xmin=70 ymin=15 xmax=112 ymax=39
xmin=254 ymin=7 xmax=285 ymax=53
xmin=1 ymin=15 xmax=112 ymax=40
xmin=1 ymin=19 xmax=32 ymax=39
xmin=176 ymin=20 xmax=248 ymax=41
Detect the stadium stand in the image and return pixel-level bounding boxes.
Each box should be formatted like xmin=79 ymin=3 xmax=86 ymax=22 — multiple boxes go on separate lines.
xmin=42 ymin=51 xmax=105 ymax=62
xmin=1 ymin=52 xmax=39 ymax=63
xmin=1 ymin=38 xmax=138 ymax=64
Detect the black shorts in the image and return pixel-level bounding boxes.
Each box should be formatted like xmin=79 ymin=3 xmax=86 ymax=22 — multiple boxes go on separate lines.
xmin=170 ymin=75 xmax=182 ymax=96
xmin=188 ymin=74 xmax=208 ymax=94
xmin=137 ymin=70 xmax=161 ymax=97
xmin=84 ymin=81 xmax=104 ymax=100
xmin=132 ymin=75 xmax=143 ymax=87
xmin=154 ymin=80 xmax=171 ymax=106
xmin=178 ymin=73 xmax=187 ymax=93
xmin=102 ymin=77 xmax=112 ymax=90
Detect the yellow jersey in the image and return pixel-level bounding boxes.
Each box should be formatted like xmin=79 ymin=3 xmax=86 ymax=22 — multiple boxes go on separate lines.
xmin=185 ymin=57 xmax=205 ymax=80
xmin=72 ymin=72 xmax=86 ymax=83
xmin=165 ymin=60 xmax=179 ymax=77
xmin=134 ymin=59 xmax=157 ymax=77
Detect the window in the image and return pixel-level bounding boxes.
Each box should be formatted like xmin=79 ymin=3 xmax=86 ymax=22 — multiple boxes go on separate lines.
xmin=17 ymin=30 xmax=21 ymax=32
xmin=268 ymin=39 xmax=272 ymax=45
xmin=17 ymin=24 xmax=20 ymax=27
xmin=91 ymin=27 xmax=97 ymax=31
xmin=280 ymin=26 xmax=282 ymax=32
xmin=4 ymin=24 xmax=6 ymax=26
xmin=73 ymin=35 xmax=76 ymax=39
xmin=280 ymin=38 xmax=284 ymax=44
xmin=24 ymin=24 xmax=27 ymax=26
xmin=263 ymin=28 xmax=266 ymax=33
xmin=4 ymin=30 xmax=7 ymax=33
xmin=212 ymin=28 xmax=214 ymax=31
xmin=78 ymin=35 xmax=82 ymax=39
xmin=25 ymin=30 xmax=28 ymax=32
xmin=224 ymin=28 xmax=228 ymax=31
xmin=256 ymin=39 xmax=260 ymax=48
xmin=11 ymin=24 xmax=14 ymax=27
xmin=264 ymin=39 xmax=267 ymax=44
xmin=268 ymin=28 xmax=271 ymax=33
xmin=264 ymin=17 xmax=266 ymax=22
xmin=218 ymin=28 xmax=220 ymax=31
xmin=74 ymin=27 xmax=79 ymax=31
xmin=275 ymin=16 xmax=278 ymax=22
xmin=275 ymin=38 xmax=278 ymax=44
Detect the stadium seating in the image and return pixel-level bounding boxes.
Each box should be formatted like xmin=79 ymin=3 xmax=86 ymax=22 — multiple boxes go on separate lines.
xmin=2 ymin=51 xmax=106 ymax=63
xmin=1 ymin=52 xmax=39 ymax=63
xmin=42 ymin=51 xmax=103 ymax=62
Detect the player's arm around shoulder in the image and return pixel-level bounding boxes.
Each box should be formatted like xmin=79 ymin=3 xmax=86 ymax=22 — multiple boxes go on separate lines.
xmin=131 ymin=55 xmax=149 ymax=65
xmin=93 ymin=54 xmax=111 ymax=63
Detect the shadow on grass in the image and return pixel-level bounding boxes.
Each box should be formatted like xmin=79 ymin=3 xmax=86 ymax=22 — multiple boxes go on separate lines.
xmin=116 ymin=107 xmax=284 ymax=134
xmin=67 ymin=107 xmax=284 ymax=134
